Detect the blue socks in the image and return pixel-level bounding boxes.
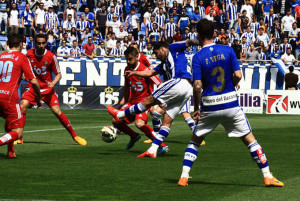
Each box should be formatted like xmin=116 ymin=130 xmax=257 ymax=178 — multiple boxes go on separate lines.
xmin=181 ymin=141 xmax=200 ymax=178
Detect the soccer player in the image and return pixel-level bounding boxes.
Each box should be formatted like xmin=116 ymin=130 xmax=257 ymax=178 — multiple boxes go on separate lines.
xmin=111 ymin=47 xmax=168 ymax=150
xmin=18 ymin=34 xmax=87 ymax=146
xmin=177 ymin=19 xmax=284 ymax=187
xmin=107 ymin=40 xmax=199 ymax=158
xmin=0 ymin=34 xmax=42 ymax=157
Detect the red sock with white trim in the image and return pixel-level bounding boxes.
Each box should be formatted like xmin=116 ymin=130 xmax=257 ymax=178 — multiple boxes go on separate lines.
xmin=139 ymin=124 xmax=167 ymax=147
xmin=7 ymin=142 xmax=15 ymax=153
xmin=58 ymin=112 xmax=78 ymax=138
xmin=114 ymin=122 xmax=139 ymax=138
xmin=0 ymin=131 xmax=18 ymax=146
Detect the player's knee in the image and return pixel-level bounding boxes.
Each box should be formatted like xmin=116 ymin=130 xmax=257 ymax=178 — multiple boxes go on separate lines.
xmin=20 ymin=100 xmax=29 ymax=112
xmin=51 ymin=106 xmax=61 ymax=116
xmin=135 ymin=121 xmax=145 ymax=129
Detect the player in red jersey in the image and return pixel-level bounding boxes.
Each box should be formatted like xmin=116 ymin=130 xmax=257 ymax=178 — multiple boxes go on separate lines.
xmin=111 ymin=46 xmax=168 ymax=150
xmin=0 ymin=34 xmax=42 ymax=158
xmin=129 ymin=43 xmax=151 ymax=68
xmin=19 ymin=34 xmax=87 ymax=146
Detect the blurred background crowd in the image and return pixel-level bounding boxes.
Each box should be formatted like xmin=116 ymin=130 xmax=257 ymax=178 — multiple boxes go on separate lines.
xmin=1 ymin=0 xmax=300 ymax=64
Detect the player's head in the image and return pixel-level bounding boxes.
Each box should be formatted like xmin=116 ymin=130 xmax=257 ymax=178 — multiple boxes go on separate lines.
xmin=35 ymin=34 xmax=47 ymax=55
xmin=129 ymin=43 xmax=139 ymax=52
xmin=124 ymin=46 xmax=139 ymax=68
xmin=289 ymin=65 xmax=294 ymax=72
xmin=197 ymin=19 xmax=214 ymax=46
xmin=7 ymin=33 xmax=24 ymax=51
xmin=153 ymin=42 xmax=169 ymax=61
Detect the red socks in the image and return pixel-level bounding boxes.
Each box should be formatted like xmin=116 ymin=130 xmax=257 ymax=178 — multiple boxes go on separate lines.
xmin=58 ymin=112 xmax=77 ymax=138
xmin=139 ymin=124 xmax=167 ymax=147
xmin=22 ymin=111 xmax=27 ymax=127
xmin=114 ymin=122 xmax=139 ymax=138
xmin=0 ymin=131 xmax=18 ymax=146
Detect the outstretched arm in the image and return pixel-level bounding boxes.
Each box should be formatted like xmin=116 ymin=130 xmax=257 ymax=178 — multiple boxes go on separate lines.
xmin=125 ymin=69 xmax=158 ymax=77
xmin=186 ymin=39 xmax=199 ymax=46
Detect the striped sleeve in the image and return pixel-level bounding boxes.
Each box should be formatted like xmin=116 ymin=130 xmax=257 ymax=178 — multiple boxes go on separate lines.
xmin=52 ymin=55 xmax=61 ymax=74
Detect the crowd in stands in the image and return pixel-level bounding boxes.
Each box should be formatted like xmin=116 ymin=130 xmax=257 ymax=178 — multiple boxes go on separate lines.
xmin=1 ymin=0 xmax=300 ymax=64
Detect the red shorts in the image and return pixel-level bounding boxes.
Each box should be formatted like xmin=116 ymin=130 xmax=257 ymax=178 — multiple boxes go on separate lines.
xmin=21 ymin=85 xmax=59 ymax=107
xmin=0 ymin=102 xmax=24 ymax=131
xmin=120 ymin=103 xmax=149 ymax=124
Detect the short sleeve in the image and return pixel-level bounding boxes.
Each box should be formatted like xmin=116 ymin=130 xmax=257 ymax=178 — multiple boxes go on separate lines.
xmin=192 ymin=53 xmax=202 ymax=81
xmin=153 ymin=63 xmax=164 ymax=75
xmin=22 ymin=56 xmax=36 ymax=80
xmin=230 ymin=48 xmax=240 ymax=72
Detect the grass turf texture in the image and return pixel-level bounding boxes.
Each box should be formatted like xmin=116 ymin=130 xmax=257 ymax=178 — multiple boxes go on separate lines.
xmin=0 ymin=109 xmax=299 ymax=201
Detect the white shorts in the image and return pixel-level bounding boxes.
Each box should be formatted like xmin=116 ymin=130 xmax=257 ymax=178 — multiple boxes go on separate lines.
xmin=152 ymin=78 xmax=193 ymax=119
xmin=179 ymin=97 xmax=191 ymax=114
xmin=194 ymin=107 xmax=252 ymax=138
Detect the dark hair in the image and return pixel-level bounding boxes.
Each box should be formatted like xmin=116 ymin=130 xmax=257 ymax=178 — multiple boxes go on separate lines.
xmin=8 ymin=34 xmax=24 ymax=48
xmin=124 ymin=46 xmax=138 ymax=57
xmin=35 ymin=34 xmax=47 ymax=43
xmin=289 ymin=65 xmax=294 ymax=72
xmin=153 ymin=41 xmax=169 ymax=51
xmin=197 ymin=19 xmax=214 ymax=41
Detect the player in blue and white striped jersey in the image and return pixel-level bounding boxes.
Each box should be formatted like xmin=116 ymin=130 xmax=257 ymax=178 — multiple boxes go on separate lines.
xmin=107 ymin=40 xmax=200 ymax=158
xmin=177 ymin=19 xmax=284 ymax=187
xmin=45 ymin=7 xmax=58 ymax=32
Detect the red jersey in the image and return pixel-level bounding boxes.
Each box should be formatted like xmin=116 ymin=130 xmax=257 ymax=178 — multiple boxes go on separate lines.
xmin=26 ymin=49 xmax=60 ymax=89
xmin=0 ymin=50 xmax=35 ymax=104
xmin=125 ymin=62 xmax=161 ymax=104
xmin=138 ymin=53 xmax=151 ymax=67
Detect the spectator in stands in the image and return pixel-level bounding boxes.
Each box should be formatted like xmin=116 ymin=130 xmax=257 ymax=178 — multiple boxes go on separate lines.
xmin=148 ymin=23 xmax=160 ymax=43
xmin=289 ymin=22 xmax=300 ymax=51
xmin=173 ymin=28 xmax=183 ymax=42
xmin=146 ymin=15 xmax=155 ymax=37
xmin=142 ymin=42 xmax=154 ymax=58
xmin=143 ymin=6 xmax=152 ymax=26
xmin=184 ymin=0 xmax=193 ymax=18
xmin=282 ymin=10 xmax=295 ymax=37
xmin=84 ymin=7 xmax=94 ymax=25
xmin=63 ymin=3 xmax=77 ymax=22
xmin=21 ymin=3 xmax=35 ymax=37
xmin=295 ymin=32 xmax=300 ymax=59
xmin=212 ymin=30 xmax=220 ymax=43
xmin=178 ymin=8 xmax=190 ymax=33
xmin=264 ymin=9 xmax=277 ymax=34
xmin=68 ymin=0 xmax=80 ymax=12
xmin=227 ymin=0 xmax=239 ymax=31
xmin=125 ymin=8 xmax=140 ymax=41
xmin=35 ymin=3 xmax=45 ymax=31
xmin=121 ymin=35 xmax=130 ymax=50
xmin=26 ymin=35 xmax=35 ymax=50
xmin=281 ymin=47 xmax=298 ymax=65
xmin=190 ymin=7 xmax=201 ymax=29
xmin=8 ymin=3 xmax=19 ymax=34
xmin=107 ymin=32 xmax=117 ymax=52
xmin=106 ymin=14 xmax=121 ymax=35
xmin=70 ymin=40 xmax=82 ymax=58
xmin=77 ymin=13 xmax=90 ymax=40
xmin=107 ymin=6 xmax=118 ymax=22
xmin=83 ymin=36 xmax=95 ymax=59
xmin=52 ymin=0 xmax=59 ymax=13
xmin=137 ymin=35 xmax=146 ymax=52
xmin=92 ymin=33 xmax=100 ymax=45
xmin=81 ymin=27 xmax=92 ymax=46
xmin=116 ymin=25 xmax=128 ymax=41
xmin=205 ymin=0 xmax=219 ymax=18
xmin=239 ymin=10 xmax=250 ymax=34
xmin=109 ymin=40 xmax=124 ymax=57
xmin=57 ymin=40 xmax=71 ymax=58
xmin=268 ymin=36 xmax=277 ymax=56
xmin=57 ymin=25 xmax=64 ymax=43
xmin=261 ymin=0 xmax=273 ymax=16
xmin=279 ymin=36 xmax=292 ymax=54
xmin=63 ymin=14 xmax=76 ymax=34
xmin=95 ymin=4 xmax=107 ymax=39
xmin=240 ymin=0 xmax=253 ymax=20
xmin=165 ymin=16 xmax=177 ymax=44
xmin=46 ymin=29 xmax=57 ymax=53
xmin=256 ymin=27 xmax=269 ymax=48
xmin=218 ymin=28 xmax=227 ymax=40
xmin=270 ymin=43 xmax=282 ymax=59
xmin=295 ymin=3 xmax=300 ymax=28
xmin=182 ymin=27 xmax=190 ymax=39
xmin=95 ymin=41 xmax=107 ymax=56
xmin=169 ymin=9 xmax=179 ymax=25
xmin=112 ymin=0 xmax=124 ymax=22
xmin=214 ymin=9 xmax=227 ymax=31
xmin=241 ymin=26 xmax=255 ymax=46
xmin=232 ymin=39 xmax=242 ymax=59
xmin=28 ymin=0 xmax=39 ymax=12
xmin=245 ymin=43 xmax=259 ymax=62
xmin=228 ymin=28 xmax=239 ymax=44
xmin=128 ymin=33 xmax=135 ymax=43
xmin=156 ymin=7 xmax=166 ymax=36
xmin=205 ymin=8 xmax=214 ymax=21
xmin=45 ymin=7 xmax=58 ymax=32
xmin=290 ymin=0 xmax=299 ymax=16
xmin=285 ymin=65 xmax=299 ymax=90
xmin=42 ymin=0 xmax=53 ymax=11
xmin=271 ymin=17 xmax=281 ymax=44
xmin=153 ymin=1 xmax=166 ymax=16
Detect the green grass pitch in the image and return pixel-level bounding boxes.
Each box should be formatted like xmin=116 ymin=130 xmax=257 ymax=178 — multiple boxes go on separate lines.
xmin=0 ymin=109 xmax=299 ymax=201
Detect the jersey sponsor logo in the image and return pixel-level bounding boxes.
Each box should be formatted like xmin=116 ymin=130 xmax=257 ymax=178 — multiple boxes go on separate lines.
xmin=0 ymin=90 xmax=10 ymax=94
xmin=99 ymin=86 xmax=120 ymax=106
xmin=267 ymin=95 xmax=288 ymax=113
xmin=62 ymin=86 xmax=83 ymax=109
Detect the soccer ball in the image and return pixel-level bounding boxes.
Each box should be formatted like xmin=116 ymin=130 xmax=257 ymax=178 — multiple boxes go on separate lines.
xmin=101 ymin=126 xmax=118 ymax=143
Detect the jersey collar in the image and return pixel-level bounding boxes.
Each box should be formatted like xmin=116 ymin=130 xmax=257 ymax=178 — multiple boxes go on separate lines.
xmin=133 ymin=62 xmax=141 ymax=71
xmin=202 ymin=43 xmax=216 ymax=48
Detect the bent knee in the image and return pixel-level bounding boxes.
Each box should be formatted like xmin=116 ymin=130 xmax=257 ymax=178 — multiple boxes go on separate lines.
xmin=135 ymin=121 xmax=145 ymax=129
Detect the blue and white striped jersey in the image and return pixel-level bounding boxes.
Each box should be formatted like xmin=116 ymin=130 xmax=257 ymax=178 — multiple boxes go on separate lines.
xmin=250 ymin=22 xmax=260 ymax=37
xmin=259 ymin=52 xmax=266 ymax=60
xmin=188 ymin=32 xmax=197 ymax=40
xmin=227 ymin=3 xmax=238 ymax=21
xmin=45 ymin=12 xmax=58 ymax=30
xmin=165 ymin=22 xmax=177 ymax=37
xmin=146 ymin=22 xmax=154 ymax=32
xmin=154 ymin=41 xmax=192 ymax=81
xmin=137 ymin=40 xmax=147 ymax=52
xmin=192 ymin=44 xmax=240 ymax=111
xmin=70 ymin=47 xmax=81 ymax=57
xmin=228 ymin=33 xmax=239 ymax=44
xmin=279 ymin=43 xmax=292 ymax=53
xmin=155 ymin=14 xmax=166 ymax=28
xmin=198 ymin=6 xmax=205 ymax=19
xmin=110 ymin=47 xmax=124 ymax=56
xmin=241 ymin=32 xmax=255 ymax=46
xmin=76 ymin=20 xmax=90 ymax=32
xmin=264 ymin=14 xmax=278 ymax=29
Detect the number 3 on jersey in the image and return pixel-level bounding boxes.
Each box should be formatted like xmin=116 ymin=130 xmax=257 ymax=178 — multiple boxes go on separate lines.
xmin=130 ymin=81 xmax=143 ymax=91
xmin=211 ymin=66 xmax=225 ymax=92
xmin=34 ymin=66 xmax=47 ymax=75
xmin=0 ymin=61 xmax=13 ymax=83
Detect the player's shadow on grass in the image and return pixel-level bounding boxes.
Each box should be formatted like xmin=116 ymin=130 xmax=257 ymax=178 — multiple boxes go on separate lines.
xmin=23 ymin=141 xmax=53 ymax=144
xmin=164 ymin=178 xmax=262 ymax=187
xmin=165 ymin=140 xmax=189 ymax=145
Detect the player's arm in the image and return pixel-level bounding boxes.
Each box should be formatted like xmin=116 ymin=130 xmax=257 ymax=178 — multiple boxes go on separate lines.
xmin=232 ymin=70 xmax=242 ymax=87
xmin=48 ymin=72 xmax=61 ymax=88
xmin=186 ymin=39 xmax=199 ymax=46
xmin=231 ymin=48 xmax=242 ymax=87
xmin=30 ymin=78 xmax=42 ymax=107
xmin=125 ymin=69 xmax=158 ymax=77
xmin=193 ymin=79 xmax=202 ymax=120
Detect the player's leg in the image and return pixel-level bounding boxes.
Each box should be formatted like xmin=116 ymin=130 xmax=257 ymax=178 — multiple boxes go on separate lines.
xmin=152 ymin=106 xmax=164 ymax=133
xmin=15 ymin=99 xmax=31 ymax=144
xmin=50 ymin=105 xmax=87 ymax=145
xmin=112 ymin=118 xmax=141 ymax=149
xmin=241 ymin=132 xmax=284 ymax=187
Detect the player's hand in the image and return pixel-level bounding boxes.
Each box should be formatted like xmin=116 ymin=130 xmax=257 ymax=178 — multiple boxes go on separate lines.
xmin=46 ymin=81 xmax=54 ymax=88
xmin=235 ymin=84 xmax=240 ymax=90
xmin=124 ymin=70 xmax=134 ymax=77
xmin=192 ymin=110 xmax=201 ymax=121
xmin=37 ymin=98 xmax=42 ymax=109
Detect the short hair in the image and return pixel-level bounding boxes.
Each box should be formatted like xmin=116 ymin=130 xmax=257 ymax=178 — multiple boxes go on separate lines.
xmin=68 ymin=14 xmax=72 ymax=17
xmin=197 ymin=19 xmax=214 ymax=41
xmin=116 ymin=40 xmax=121 ymax=44
xmin=289 ymin=65 xmax=294 ymax=72
xmin=124 ymin=46 xmax=138 ymax=57
xmin=8 ymin=34 xmax=24 ymax=48
xmin=35 ymin=34 xmax=47 ymax=43
xmin=287 ymin=47 xmax=291 ymax=50
xmin=88 ymin=36 xmax=92 ymax=39
xmin=153 ymin=42 xmax=169 ymax=51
